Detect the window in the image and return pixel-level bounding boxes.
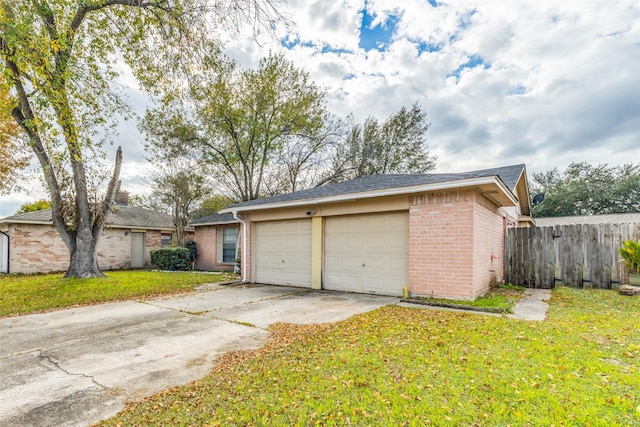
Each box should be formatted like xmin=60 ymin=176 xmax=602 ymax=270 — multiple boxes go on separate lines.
xmin=222 ymin=228 xmax=238 ymax=263
xmin=161 ymin=233 xmax=172 ymax=247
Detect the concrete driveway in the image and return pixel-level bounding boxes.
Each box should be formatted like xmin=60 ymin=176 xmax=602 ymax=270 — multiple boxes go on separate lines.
xmin=0 ymin=284 xmax=396 ymax=427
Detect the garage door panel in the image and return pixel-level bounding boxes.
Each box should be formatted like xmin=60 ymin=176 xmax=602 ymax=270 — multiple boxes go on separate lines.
xmin=324 ymin=212 xmax=408 ymax=296
xmin=255 ymin=219 xmax=312 ymax=288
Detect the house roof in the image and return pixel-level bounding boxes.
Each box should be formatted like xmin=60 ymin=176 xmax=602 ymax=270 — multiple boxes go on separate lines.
xmin=534 ymin=212 xmax=640 ymax=227
xmin=189 ymin=213 xmax=239 ymax=226
xmin=0 ymin=205 xmax=175 ymax=230
xmin=220 ymin=164 xmax=527 ymax=214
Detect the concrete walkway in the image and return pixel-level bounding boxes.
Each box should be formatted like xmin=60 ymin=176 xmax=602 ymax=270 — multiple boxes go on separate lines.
xmin=508 ymin=288 xmax=552 ymax=321
xmin=398 ymin=288 xmax=552 ymax=321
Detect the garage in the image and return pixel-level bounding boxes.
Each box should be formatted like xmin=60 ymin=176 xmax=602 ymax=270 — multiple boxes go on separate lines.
xmin=254 ymin=219 xmax=312 ymax=287
xmin=324 ymin=211 xmax=409 ymax=296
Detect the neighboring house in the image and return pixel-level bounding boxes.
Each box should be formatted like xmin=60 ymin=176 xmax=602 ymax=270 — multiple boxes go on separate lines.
xmin=213 ymin=164 xmax=532 ymax=300
xmin=0 ymin=202 xmax=175 ymax=274
xmin=190 ymin=213 xmax=240 ymax=271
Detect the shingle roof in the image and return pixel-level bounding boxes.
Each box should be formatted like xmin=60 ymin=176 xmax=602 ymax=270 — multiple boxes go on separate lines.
xmin=0 ymin=205 xmax=174 ymax=230
xmin=224 ymin=164 xmax=525 ymax=210
xmin=189 ymin=213 xmax=238 ymax=226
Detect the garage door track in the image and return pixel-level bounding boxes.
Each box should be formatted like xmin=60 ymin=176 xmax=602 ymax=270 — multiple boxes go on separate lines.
xmin=0 ymin=284 xmax=396 ymax=427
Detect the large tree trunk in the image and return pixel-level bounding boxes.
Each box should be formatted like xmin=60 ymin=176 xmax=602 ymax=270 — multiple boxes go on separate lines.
xmin=61 ymin=147 xmax=123 ymax=278
xmin=64 ymin=227 xmax=103 ymax=278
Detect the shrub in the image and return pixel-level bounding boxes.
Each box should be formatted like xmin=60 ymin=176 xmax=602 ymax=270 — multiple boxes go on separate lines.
xmin=150 ymin=247 xmax=191 ymax=271
xmin=185 ymin=240 xmax=198 ymax=262
xmin=619 ymin=239 xmax=640 ymax=274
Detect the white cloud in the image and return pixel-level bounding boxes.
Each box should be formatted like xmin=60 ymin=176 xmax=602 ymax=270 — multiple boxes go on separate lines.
xmin=3 ymin=0 xmax=640 ymax=216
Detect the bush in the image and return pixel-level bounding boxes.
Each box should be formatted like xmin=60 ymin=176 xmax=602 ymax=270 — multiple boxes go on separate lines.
xmin=150 ymin=247 xmax=191 ymax=271
xmin=185 ymin=240 xmax=198 ymax=262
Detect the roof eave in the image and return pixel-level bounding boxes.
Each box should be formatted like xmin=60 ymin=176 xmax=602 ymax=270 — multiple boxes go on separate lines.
xmin=189 ymin=219 xmax=240 ymax=227
xmin=0 ymin=219 xmax=53 ymax=226
xmin=220 ymin=176 xmax=519 ymax=214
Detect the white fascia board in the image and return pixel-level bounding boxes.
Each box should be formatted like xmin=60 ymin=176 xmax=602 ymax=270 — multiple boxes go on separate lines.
xmin=220 ymin=176 xmax=519 ymax=214
xmin=0 ymin=219 xmax=53 ymax=226
xmin=189 ymin=219 xmax=240 ymax=227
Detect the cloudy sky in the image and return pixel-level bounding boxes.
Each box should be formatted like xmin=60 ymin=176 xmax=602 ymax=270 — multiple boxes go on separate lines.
xmin=1 ymin=0 xmax=639 ymax=217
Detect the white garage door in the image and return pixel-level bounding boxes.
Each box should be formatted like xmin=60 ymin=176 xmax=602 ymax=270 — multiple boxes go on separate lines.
xmin=254 ymin=219 xmax=312 ymax=287
xmin=324 ymin=212 xmax=408 ymax=296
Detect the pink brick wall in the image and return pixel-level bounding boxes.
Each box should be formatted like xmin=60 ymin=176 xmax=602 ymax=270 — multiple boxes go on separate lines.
xmin=472 ymin=193 xmax=506 ymax=296
xmin=408 ymin=190 xmax=506 ymax=300
xmin=193 ymin=225 xmax=238 ymax=271
xmin=7 ymin=224 xmax=167 ymax=274
xmin=194 ymin=225 xmax=217 ymax=270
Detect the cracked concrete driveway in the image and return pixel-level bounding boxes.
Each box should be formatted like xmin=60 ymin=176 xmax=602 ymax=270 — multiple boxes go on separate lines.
xmin=0 ymin=284 xmax=396 ymax=427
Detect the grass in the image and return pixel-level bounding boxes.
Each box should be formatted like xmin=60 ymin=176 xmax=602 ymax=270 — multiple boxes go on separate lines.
xmin=0 ymin=270 xmax=238 ymax=317
xmin=406 ymin=283 xmax=526 ymax=313
xmin=98 ymin=286 xmax=640 ymax=426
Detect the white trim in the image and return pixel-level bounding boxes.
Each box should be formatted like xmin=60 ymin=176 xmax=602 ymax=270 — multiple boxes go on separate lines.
xmin=232 ymin=211 xmax=247 ymax=282
xmin=0 ymin=219 xmax=52 ymax=226
xmin=0 ymin=219 xmax=175 ymax=232
xmin=190 ymin=219 xmax=240 ymax=227
xmin=220 ymin=176 xmax=518 ymax=214
xmin=1 ymin=232 xmax=8 ymax=273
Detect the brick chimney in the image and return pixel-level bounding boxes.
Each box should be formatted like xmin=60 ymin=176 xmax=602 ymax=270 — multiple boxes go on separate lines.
xmin=114 ymin=191 xmax=129 ymax=206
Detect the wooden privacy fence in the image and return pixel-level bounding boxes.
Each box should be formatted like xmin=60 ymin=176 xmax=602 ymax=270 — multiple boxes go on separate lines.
xmin=504 ymin=223 xmax=640 ymax=289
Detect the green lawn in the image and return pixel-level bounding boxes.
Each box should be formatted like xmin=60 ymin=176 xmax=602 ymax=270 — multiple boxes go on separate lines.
xmin=406 ymin=284 xmax=526 ymax=313
xmin=0 ymin=270 xmax=237 ymax=317
xmin=97 ymin=287 xmax=640 ymax=426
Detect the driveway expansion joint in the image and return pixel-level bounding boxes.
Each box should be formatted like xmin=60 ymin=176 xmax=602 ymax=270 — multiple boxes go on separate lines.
xmin=40 ymin=352 xmax=107 ymax=390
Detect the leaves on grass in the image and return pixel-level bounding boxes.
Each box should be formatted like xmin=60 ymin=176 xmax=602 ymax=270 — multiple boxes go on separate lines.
xmin=95 ymin=287 xmax=640 ymax=426
xmin=0 ymin=271 xmax=238 ymax=317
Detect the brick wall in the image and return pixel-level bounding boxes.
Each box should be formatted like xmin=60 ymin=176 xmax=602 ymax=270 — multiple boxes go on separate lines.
xmin=8 ymin=224 xmax=69 ymax=273
xmin=408 ymin=190 xmax=507 ymax=300
xmin=193 ymin=225 xmax=236 ymax=271
xmin=7 ymin=224 xmax=168 ymax=274
xmin=408 ymin=190 xmax=475 ymax=299
xmin=472 ymin=193 xmax=506 ymax=296
xmin=97 ymin=229 xmax=133 ymax=270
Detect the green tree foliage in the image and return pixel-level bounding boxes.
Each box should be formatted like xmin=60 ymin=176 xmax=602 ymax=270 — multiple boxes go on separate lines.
xmin=0 ymin=80 xmax=30 ymax=195
xmin=191 ymin=194 xmax=235 ymax=220
xmin=16 ymin=199 xmax=52 ymax=214
xmin=142 ymin=113 xmax=210 ymax=246
xmin=145 ymin=52 xmax=328 ymax=202
xmin=150 ymin=161 xmax=209 ymax=247
xmin=531 ymin=162 xmax=640 ymax=217
xmin=322 ymin=102 xmax=436 ymax=184
xmin=0 ymin=0 xmax=283 ymax=277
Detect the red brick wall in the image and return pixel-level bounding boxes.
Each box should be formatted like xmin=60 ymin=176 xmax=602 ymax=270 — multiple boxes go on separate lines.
xmin=408 ymin=190 xmax=507 ymax=300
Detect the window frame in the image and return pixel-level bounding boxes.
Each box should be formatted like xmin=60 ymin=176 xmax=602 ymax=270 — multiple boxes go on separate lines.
xmin=221 ymin=227 xmax=238 ymax=264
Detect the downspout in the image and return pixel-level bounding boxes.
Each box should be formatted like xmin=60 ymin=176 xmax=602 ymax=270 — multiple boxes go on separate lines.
xmin=0 ymin=231 xmax=9 ymax=274
xmin=232 ymin=211 xmax=247 ymax=283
